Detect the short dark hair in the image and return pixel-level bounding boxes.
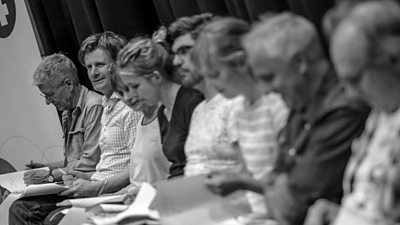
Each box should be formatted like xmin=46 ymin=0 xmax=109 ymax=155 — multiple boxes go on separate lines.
xmin=166 ymin=13 xmax=214 ymax=45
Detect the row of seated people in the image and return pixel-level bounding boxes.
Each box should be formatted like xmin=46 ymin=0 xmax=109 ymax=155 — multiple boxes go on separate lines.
xmin=3 ymin=0 xmax=400 ymax=224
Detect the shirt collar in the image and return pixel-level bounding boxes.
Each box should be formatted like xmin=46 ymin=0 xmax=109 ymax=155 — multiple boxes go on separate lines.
xmin=102 ymin=92 xmax=121 ymax=112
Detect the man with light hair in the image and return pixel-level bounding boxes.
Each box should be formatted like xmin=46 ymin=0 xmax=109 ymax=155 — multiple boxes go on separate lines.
xmin=242 ymin=12 xmax=370 ymax=225
xmin=305 ymin=1 xmax=400 ymax=225
xmin=9 ymin=53 xmax=103 ymax=225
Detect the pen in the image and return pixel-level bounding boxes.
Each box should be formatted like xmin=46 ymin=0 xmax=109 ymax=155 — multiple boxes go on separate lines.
xmin=58 ymin=168 xmax=67 ymax=175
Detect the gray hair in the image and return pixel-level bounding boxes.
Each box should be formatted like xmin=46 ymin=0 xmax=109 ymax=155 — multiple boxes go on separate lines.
xmin=243 ymin=12 xmax=323 ymax=62
xmin=32 ymin=53 xmax=79 ymax=86
xmin=343 ymin=0 xmax=400 ymax=64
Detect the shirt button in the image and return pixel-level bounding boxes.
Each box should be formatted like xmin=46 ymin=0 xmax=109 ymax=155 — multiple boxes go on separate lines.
xmin=288 ymin=148 xmax=296 ymax=156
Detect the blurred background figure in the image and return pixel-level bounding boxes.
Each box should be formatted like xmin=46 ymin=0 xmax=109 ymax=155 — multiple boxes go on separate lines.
xmin=306 ymin=1 xmax=400 ymax=225
xmin=243 ymin=12 xmax=369 ymax=225
xmin=192 ymin=16 xmax=288 ymax=224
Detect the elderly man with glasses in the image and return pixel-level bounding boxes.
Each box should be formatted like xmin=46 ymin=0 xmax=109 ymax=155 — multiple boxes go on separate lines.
xmin=8 ymin=53 xmax=103 ymax=224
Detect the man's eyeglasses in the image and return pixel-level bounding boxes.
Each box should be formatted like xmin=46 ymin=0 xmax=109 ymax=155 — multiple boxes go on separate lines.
xmin=174 ymin=45 xmax=193 ymax=57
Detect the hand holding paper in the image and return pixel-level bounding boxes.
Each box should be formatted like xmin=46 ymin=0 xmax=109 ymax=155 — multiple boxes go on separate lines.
xmin=23 ymin=169 xmax=49 ymax=185
xmin=59 ymin=179 xmax=101 ymax=197
xmin=65 ymin=169 xmax=93 ymax=180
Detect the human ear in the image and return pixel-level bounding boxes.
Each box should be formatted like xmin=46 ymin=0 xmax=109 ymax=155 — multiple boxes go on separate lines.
xmin=292 ymin=54 xmax=308 ymax=77
xmin=64 ymin=78 xmax=74 ymax=89
xmin=149 ymin=71 xmax=163 ymax=83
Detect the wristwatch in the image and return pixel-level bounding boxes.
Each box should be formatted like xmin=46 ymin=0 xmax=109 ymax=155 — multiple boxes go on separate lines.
xmin=47 ymin=170 xmax=55 ymax=183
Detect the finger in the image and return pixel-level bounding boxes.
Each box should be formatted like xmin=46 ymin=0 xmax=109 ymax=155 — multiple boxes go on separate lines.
xmin=62 ymin=175 xmax=74 ymax=181
xmin=72 ymin=180 xmax=81 ymax=187
xmin=66 ymin=170 xmax=85 ymax=178
xmin=23 ymin=170 xmax=34 ymax=176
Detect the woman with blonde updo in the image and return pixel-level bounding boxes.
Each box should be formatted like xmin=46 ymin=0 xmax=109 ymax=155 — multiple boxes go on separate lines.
xmin=117 ymin=34 xmax=204 ymax=178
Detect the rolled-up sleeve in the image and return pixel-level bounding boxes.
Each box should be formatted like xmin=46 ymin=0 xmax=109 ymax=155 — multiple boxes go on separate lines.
xmin=68 ymin=105 xmax=103 ymax=172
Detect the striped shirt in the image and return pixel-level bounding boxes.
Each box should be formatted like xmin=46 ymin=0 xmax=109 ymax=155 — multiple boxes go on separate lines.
xmin=236 ymin=92 xmax=288 ymax=214
xmin=91 ymin=93 xmax=142 ymax=181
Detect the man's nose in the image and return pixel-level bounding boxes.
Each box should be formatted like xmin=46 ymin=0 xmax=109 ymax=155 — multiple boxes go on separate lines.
xmin=173 ymin=54 xmax=183 ymax=67
xmin=90 ymin=66 xmax=99 ymax=77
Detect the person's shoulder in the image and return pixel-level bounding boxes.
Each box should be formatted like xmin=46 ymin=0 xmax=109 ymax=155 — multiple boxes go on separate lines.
xmin=178 ymin=86 xmax=205 ymax=108
xmin=179 ymin=86 xmax=204 ymax=101
xmin=326 ymin=83 xmax=370 ymax=116
xmin=84 ymin=88 xmax=103 ymax=108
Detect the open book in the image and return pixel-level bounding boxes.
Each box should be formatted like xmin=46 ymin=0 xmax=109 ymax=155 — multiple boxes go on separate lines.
xmin=0 ymin=168 xmax=68 ymax=198
xmin=89 ymin=183 xmax=159 ymax=225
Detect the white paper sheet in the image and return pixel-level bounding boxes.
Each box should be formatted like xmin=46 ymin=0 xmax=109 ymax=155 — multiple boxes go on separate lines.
xmin=57 ymin=194 xmax=126 ymax=208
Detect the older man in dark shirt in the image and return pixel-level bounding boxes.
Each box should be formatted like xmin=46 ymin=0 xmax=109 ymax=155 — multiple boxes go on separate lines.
xmin=243 ymin=12 xmax=370 ymax=225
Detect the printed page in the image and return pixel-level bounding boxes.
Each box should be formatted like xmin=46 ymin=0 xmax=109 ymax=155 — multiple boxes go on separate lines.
xmin=22 ymin=183 xmax=68 ymax=198
xmin=0 ymin=167 xmax=49 ymax=193
xmin=57 ymin=194 xmax=126 ymax=208
xmin=86 ymin=204 xmax=129 ymax=214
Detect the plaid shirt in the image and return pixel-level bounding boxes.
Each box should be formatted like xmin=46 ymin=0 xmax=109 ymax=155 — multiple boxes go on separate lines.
xmin=91 ymin=93 xmax=142 ymax=181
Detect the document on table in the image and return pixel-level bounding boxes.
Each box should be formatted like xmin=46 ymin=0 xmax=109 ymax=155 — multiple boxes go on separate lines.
xmin=0 ymin=168 xmax=68 ymax=198
xmin=57 ymin=194 xmax=126 ymax=208
xmin=154 ymin=175 xmax=252 ymax=225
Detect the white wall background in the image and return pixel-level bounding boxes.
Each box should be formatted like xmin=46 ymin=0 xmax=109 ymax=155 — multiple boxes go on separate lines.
xmin=0 ymin=0 xmax=63 ymax=170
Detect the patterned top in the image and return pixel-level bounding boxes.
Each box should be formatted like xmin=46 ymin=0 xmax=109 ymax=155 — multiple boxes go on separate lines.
xmin=340 ymin=108 xmax=400 ymax=225
xmin=236 ymin=93 xmax=288 ymax=214
xmin=91 ymin=93 xmax=142 ymax=181
xmin=184 ymin=94 xmax=246 ymax=177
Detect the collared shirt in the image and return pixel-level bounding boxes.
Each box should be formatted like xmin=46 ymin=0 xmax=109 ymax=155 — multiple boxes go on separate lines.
xmin=62 ymin=86 xmax=103 ymax=172
xmin=267 ymin=75 xmax=370 ymax=225
xmin=339 ymin=108 xmax=400 ymax=225
xmin=91 ymin=93 xmax=142 ymax=181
